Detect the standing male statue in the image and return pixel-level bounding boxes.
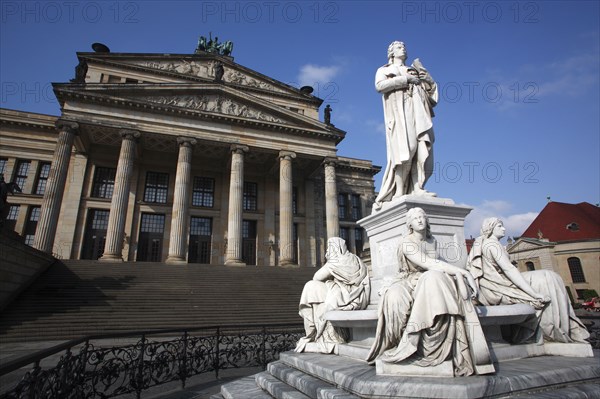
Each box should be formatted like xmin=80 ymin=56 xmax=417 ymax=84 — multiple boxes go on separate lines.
xmin=374 ymin=41 xmax=438 ymax=210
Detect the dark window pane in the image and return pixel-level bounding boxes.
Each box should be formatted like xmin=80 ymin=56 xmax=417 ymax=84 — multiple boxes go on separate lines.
xmin=351 ymin=194 xmax=362 ymax=220
xmin=243 ymin=182 xmax=257 ymax=211
xmin=568 ymin=257 xmax=586 ymax=283
xmin=144 ymin=172 xmax=169 ymax=203
xmin=14 ymin=160 xmax=30 ymax=191
xmin=192 ymin=177 xmax=215 ymax=207
xmin=338 ymin=194 xmax=347 ymax=220
xmin=34 ymin=162 xmax=51 ymax=195
xmin=92 ymin=167 xmax=117 ymax=199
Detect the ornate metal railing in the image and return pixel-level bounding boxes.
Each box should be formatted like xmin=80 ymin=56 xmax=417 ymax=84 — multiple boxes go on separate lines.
xmin=0 ymin=323 xmax=303 ymax=399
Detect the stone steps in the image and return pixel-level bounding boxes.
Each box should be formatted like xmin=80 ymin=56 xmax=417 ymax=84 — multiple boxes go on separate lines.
xmin=217 ymin=350 xmax=600 ymax=399
xmin=0 ymin=260 xmax=315 ymax=343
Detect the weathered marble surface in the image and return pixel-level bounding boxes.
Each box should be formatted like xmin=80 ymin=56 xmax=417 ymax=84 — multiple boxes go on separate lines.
xmin=366 ymin=208 xmax=493 ymax=376
xmin=468 ymin=217 xmax=592 ymax=353
xmin=279 ymin=351 xmax=600 ymax=399
xmin=374 ymin=41 xmax=438 ymax=207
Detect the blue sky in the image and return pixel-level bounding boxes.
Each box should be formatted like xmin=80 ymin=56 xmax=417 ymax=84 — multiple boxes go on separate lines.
xmin=1 ymin=0 xmax=599 ymax=240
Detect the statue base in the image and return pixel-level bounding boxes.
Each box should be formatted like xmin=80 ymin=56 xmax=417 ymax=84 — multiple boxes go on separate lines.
xmin=217 ymin=350 xmax=600 ymax=398
xmin=358 ymin=195 xmax=472 ymax=307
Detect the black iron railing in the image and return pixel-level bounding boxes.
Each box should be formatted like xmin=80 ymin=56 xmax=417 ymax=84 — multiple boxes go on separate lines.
xmin=0 ymin=323 xmax=303 ymax=399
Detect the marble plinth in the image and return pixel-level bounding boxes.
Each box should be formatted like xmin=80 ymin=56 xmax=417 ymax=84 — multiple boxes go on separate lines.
xmin=376 ymin=359 xmax=454 ymax=377
xmin=218 ymin=350 xmax=600 ymax=398
xmin=358 ymin=195 xmax=472 ymax=307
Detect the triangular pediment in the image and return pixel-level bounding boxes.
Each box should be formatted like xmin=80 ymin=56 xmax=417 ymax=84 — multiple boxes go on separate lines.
xmin=508 ymin=238 xmax=554 ymax=253
xmin=54 ymin=83 xmax=342 ymax=138
xmin=77 ymin=53 xmax=316 ymax=104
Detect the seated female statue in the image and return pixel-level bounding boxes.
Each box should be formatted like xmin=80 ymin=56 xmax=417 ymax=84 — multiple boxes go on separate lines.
xmin=295 ymin=237 xmax=370 ymax=353
xmin=367 ymin=207 xmax=493 ymax=376
xmin=467 ymin=217 xmax=589 ymax=344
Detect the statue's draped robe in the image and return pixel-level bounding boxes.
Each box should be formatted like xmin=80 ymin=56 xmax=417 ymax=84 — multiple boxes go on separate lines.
xmin=367 ymin=236 xmax=489 ymax=377
xmin=296 ymin=239 xmax=371 ymax=353
xmin=468 ymin=236 xmax=590 ymax=344
xmin=374 ymin=63 xmax=438 ymax=204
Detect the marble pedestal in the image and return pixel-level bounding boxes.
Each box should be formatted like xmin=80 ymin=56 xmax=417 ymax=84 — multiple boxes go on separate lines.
xmin=216 ymin=350 xmax=600 ymax=399
xmin=358 ymin=195 xmax=472 ymax=307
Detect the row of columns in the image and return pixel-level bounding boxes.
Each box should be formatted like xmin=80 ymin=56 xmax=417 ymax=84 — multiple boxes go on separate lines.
xmin=34 ymin=121 xmax=342 ymax=265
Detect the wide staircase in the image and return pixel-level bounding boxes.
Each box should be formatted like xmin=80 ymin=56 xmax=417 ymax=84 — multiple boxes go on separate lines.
xmin=0 ymin=260 xmax=316 ymax=343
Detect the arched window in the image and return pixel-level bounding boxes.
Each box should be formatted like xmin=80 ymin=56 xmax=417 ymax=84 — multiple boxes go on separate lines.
xmin=567 ymin=257 xmax=585 ymax=283
xmin=525 ymin=261 xmax=535 ymax=271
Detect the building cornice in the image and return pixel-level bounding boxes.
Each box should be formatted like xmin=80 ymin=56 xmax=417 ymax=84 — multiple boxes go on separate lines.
xmin=53 ymin=87 xmax=346 ymax=143
xmin=78 ymin=53 xmax=323 ymax=106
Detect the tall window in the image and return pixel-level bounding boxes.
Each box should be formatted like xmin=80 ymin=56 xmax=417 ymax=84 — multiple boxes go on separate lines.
xmin=525 ymin=261 xmax=535 ymax=271
xmin=351 ymin=194 xmax=362 ymax=220
xmin=338 ymin=194 xmax=347 ymax=220
xmin=91 ymin=167 xmax=117 ymax=199
xmin=192 ymin=177 xmax=214 ymax=207
xmin=5 ymin=205 xmax=19 ymax=231
xmin=243 ymin=182 xmax=258 ymax=211
xmin=24 ymin=206 xmax=41 ymax=246
xmin=34 ymin=162 xmax=51 ymax=195
xmin=355 ymin=227 xmax=364 ymax=255
xmin=340 ymin=227 xmax=350 ymax=244
xmin=0 ymin=158 xmax=7 ymax=175
xmin=144 ymin=172 xmax=169 ymax=203
xmin=568 ymin=257 xmax=586 ymax=283
xmin=14 ymin=160 xmax=31 ymax=191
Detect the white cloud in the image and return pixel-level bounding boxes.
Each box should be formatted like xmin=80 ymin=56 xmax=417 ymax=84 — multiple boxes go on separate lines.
xmin=297 ymin=64 xmax=340 ymax=87
xmin=480 ymin=51 xmax=599 ymax=111
xmin=462 ymin=200 xmax=538 ymax=241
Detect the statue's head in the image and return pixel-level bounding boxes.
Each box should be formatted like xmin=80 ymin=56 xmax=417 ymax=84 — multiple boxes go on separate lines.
xmin=481 ymin=217 xmax=502 ymax=238
xmin=406 ymin=207 xmax=432 ymax=238
xmin=326 ymin=237 xmax=348 ymax=259
xmin=387 ymin=41 xmax=406 ymax=63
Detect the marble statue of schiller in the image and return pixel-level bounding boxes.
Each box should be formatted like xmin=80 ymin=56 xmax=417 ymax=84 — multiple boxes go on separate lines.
xmin=374 ymin=41 xmax=438 ymax=209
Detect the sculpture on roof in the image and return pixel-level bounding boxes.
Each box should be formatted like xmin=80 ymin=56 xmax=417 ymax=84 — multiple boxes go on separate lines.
xmin=196 ymin=33 xmax=234 ymax=56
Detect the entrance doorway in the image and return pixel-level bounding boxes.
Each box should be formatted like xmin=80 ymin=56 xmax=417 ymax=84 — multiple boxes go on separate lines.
xmin=137 ymin=213 xmax=165 ymax=262
xmin=81 ymin=209 xmax=109 ymax=260
xmin=188 ymin=217 xmax=212 ymax=264
xmin=242 ymin=220 xmax=257 ymax=265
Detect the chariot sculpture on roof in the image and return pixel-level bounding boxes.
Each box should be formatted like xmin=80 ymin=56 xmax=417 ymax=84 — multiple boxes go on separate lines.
xmin=195 ymin=33 xmax=234 ymax=56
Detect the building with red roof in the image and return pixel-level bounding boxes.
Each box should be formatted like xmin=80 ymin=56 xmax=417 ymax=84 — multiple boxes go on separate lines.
xmin=508 ymin=201 xmax=600 ymax=303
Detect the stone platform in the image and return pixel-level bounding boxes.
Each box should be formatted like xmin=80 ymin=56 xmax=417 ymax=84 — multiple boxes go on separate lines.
xmin=215 ymin=350 xmax=600 ymax=398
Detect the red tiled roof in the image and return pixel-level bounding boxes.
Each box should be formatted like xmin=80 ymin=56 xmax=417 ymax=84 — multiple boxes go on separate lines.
xmin=521 ymin=202 xmax=600 ymax=242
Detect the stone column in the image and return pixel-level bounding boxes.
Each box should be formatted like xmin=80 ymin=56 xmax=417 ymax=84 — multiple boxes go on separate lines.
xmin=166 ymin=137 xmax=197 ymax=264
xmin=225 ymin=144 xmax=249 ymax=266
xmin=34 ymin=120 xmax=79 ymax=254
xmin=324 ymin=158 xmax=339 ymax=241
xmin=99 ymin=129 xmax=140 ymax=262
xmin=278 ymin=151 xmax=296 ymax=266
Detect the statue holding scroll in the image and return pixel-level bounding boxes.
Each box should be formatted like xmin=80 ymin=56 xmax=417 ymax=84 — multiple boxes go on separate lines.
xmin=374 ymin=41 xmax=438 ymax=209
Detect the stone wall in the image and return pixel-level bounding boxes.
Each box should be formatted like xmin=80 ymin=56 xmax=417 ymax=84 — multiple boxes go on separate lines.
xmin=0 ymin=229 xmax=55 ymax=311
